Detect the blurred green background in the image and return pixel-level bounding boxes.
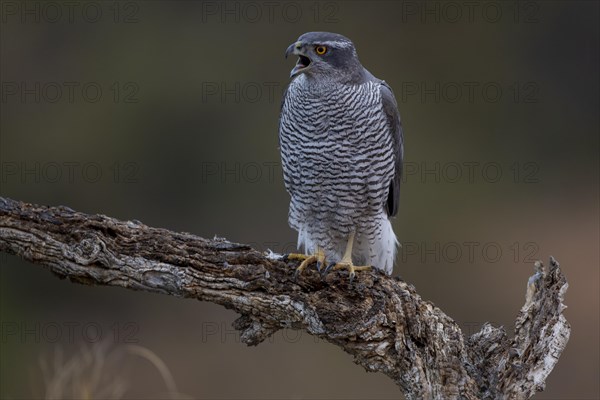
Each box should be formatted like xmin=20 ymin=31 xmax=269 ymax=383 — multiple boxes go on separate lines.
xmin=1 ymin=1 xmax=598 ymax=398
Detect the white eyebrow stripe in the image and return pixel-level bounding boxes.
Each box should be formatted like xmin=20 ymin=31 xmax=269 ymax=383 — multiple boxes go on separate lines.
xmin=316 ymin=40 xmax=353 ymax=49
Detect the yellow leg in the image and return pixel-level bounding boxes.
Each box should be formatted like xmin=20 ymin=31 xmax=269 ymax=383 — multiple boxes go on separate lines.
xmin=287 ymin=247 xmax=326 ymax=277
xmin=331 ymin=232 xmax=372 ymax=280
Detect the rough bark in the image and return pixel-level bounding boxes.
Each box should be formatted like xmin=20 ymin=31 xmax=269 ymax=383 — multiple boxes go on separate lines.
xmin=0 ymin=197 xmax=570 ymax=399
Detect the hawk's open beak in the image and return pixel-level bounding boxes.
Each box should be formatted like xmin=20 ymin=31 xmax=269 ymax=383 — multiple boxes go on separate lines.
xmin=285 ymin=42 xmax=298 ymax=59
xmin=285 ymin=41 xmax=311 ymax=78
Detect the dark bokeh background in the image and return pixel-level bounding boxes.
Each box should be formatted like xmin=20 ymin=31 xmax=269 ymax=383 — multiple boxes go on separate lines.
xmin=1 ymin=1 xmax=598 ymax=399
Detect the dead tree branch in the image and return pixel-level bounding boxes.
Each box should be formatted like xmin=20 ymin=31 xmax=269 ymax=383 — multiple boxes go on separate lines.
xmin=0 ymin=197 xmax=570 ymax=399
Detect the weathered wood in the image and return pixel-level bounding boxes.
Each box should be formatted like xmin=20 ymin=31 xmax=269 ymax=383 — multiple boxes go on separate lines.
xmin=0 ymin=197 xmax=570 ymax=399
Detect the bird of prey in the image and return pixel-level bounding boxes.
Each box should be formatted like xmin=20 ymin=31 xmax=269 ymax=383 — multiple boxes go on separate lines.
xmin=279 ymin=32 xmax=404 ymax=278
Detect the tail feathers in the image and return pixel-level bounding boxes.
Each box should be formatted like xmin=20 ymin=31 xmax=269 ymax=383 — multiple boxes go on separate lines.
xmin=359 ymin=217 xmax=397 ymax=275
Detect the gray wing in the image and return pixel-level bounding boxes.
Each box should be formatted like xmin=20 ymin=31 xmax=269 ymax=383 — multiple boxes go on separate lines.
xmin=380 ymin=81 xmax=404 ymax=217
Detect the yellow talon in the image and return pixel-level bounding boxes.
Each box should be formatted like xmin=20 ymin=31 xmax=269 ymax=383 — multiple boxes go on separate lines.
xmin=289 ymin=247 xmax=326 ymax=277
xmin=331 ymin=232 xmax=371 ymax=280
xmin=286 ymin=253 xmax=309 ymax=261
xmin=332 ymin=260 xmax=372 ymax=280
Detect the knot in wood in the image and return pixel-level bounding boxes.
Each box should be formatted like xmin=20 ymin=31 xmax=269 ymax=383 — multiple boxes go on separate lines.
xmin=68 ymin=233 xmax=104 ymax=265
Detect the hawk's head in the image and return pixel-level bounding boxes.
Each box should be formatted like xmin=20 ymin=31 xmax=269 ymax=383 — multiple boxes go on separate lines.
xmin=285 ymin=32 xmax=363 ymax=81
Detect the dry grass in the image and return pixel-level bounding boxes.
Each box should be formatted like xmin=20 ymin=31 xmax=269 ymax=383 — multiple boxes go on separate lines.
xmin=38 ymin=342 xmax=191 ymax=399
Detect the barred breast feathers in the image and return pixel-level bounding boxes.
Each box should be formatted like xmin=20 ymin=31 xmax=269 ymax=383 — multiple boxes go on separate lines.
xmin=279 ymin=74 xmax=399 ymax=273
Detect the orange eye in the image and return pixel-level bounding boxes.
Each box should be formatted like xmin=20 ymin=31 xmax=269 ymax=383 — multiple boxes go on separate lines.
xmin=315 ymin=45 xmax=327 ymax=55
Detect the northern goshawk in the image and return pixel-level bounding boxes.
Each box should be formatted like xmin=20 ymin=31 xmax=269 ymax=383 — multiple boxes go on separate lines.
xmin=279 ymin=32 xmax=404 ymax=278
